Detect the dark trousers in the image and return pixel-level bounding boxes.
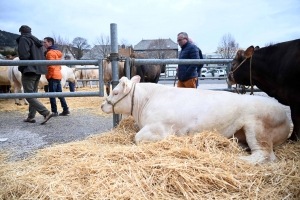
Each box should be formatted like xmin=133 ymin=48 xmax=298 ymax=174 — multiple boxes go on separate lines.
xmin=48 ymin=78 xmax=69 ymax=113
xmin=68 ymin=81 xmax=75 ymax=92
xmin=22 ymin=73 xmax=49 ymax=118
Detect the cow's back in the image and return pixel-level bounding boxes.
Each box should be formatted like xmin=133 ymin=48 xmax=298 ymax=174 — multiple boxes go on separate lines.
xmin=135 ymin=84 xmax=288 ymax=137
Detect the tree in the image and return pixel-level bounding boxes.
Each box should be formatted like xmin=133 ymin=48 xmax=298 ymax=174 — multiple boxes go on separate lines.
xmin=147 ymin=38 xmax=175 ymax=59
xmin=72 ymin=37 xmax=91 ymax=59
xmin=217 ymin=33 xmax=239 ymax=59
xmin=51 ymin=33 xmax=75 ymax=57
xmin=93 ymin=34 xmax=111 ymax=59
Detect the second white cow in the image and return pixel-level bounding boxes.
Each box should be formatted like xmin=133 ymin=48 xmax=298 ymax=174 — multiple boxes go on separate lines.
xmin=39 ymin=65 xmax=76 ymax=90
xmin=101 ymin=76 xmax=291 ymax=164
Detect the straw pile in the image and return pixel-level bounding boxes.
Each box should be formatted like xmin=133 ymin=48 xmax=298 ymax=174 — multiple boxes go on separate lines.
xmin=0 ymin=117 xmax=299 ymax=199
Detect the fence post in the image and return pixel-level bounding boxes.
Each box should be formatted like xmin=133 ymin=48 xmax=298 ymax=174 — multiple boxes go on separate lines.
xmin=110 ymin=23 xmax=120 ymax=127
xmin=98 ymin=59 xmax=104 ymax=97
xmin=227 ymin=62 xmax=232 ymax=89
xmin=125 ymin=57 xmax=130 ymax=79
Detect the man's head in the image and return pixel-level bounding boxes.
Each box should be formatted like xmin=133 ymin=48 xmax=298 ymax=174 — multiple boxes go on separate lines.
xmin=43 ymin=37 xmax=54 ymax=49
xmin=19 ymin=25 xmax=31 ymax=34
xmin=64 ymin=55 xmax=71 ymax=60
xmin=177 ymin=32 xmax=189 ymax=47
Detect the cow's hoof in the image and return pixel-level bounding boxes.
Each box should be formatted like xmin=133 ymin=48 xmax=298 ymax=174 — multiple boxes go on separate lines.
xmin=238 ymin=151 xmax=277 ymax=165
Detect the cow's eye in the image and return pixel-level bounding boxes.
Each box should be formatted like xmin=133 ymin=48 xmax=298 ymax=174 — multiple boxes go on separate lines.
xmin=113 ymin=91 xmax=118 ymax=95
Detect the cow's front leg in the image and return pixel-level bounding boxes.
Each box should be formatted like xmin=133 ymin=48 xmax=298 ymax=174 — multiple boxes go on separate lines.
xmin=105 ymin=83 xmax=110 ymax=96
xmin=289 ymin=105 xmax=300 ymax=141
xmin=240 ymin=124 xmax=276 ymax=164
xmin=134 ymin=124 xmax=168 ymax=144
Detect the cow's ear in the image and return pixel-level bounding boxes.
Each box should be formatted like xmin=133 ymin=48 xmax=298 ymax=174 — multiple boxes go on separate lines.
xmin=122 ymin=81 xmax=129 ymax=93
xmin=244 ymin=46 xmax=254 ymax=58
xmin=131 ymin=75 xmax=141 ymax=83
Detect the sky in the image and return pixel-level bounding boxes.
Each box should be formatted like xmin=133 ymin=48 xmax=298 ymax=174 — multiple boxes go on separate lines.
xmin=0 ymin=0 xmax=299 ymax=54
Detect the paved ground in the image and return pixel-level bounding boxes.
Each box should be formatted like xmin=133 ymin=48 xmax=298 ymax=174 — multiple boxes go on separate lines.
xmin=0 ymin=109 xmax=113 ymax=161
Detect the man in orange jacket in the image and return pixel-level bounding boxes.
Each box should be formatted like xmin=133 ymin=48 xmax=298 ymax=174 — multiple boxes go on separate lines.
xmin=43 ymin=37 xmax=70 ymax=116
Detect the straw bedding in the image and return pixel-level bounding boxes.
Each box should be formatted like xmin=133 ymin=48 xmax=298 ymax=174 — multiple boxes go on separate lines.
xmin=0 ymin=117 xmax=299 ymax=199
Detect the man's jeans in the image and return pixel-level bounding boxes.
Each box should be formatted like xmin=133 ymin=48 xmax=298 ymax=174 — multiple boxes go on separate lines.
xmin=48 ymin=78 xmax=69 ymax=113
xmin=22 ymin=73 xmax=49 ymax=118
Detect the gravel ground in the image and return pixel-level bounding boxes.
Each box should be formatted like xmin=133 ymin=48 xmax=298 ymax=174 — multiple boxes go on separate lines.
xmin=0 ymin=109 xmax=113 ymax=161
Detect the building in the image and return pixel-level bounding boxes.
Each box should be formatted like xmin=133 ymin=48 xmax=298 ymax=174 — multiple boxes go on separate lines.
xmin=134 ymin=39 xmax=178 ymax=59
xmin=81 ymin=45 xmax=133 ymax=60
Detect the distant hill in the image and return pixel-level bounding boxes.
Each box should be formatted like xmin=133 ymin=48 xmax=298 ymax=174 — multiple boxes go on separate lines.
xmin=0 ymin=30 xmax=19 ymax=47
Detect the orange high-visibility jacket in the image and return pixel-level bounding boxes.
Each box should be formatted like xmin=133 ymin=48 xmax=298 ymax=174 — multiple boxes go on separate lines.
xmin=45 ymin=49 xmax=62 ymax=80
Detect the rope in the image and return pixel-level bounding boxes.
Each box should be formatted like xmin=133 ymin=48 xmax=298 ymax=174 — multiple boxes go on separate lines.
xmin=230 ymin=55 xmax=255 ymax=95
xmin=249 ymin=56 xmax=254 ymax=95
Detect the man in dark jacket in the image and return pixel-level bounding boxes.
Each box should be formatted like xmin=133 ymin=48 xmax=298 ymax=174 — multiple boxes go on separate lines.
xmin=188 ymin=38 xmax=204 ymax=87
xmin=177 ymin=32 xmax=200 ymax=88
xmin=16 ymin=25 xmax=53 ymax=124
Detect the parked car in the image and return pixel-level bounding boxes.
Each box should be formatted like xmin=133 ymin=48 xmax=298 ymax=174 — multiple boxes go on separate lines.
xmin=201 ymin=69 xmax=227 ymax=80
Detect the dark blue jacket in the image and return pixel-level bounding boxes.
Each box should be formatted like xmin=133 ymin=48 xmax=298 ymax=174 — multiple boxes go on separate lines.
xmin=178 ymin=41 xmax=200 ymax=81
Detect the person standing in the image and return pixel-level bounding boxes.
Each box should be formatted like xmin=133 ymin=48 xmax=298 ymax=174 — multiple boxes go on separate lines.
xmin=177 ymin=32 xmax=200 ymax=88
xmin=64 ymin=55 xmax=75 ymax=92
xmin=16 ymin=25 xmax=53 ymax=124
xmin=188 ymin=38 xmax=204 ymax=88
xmin=43 ymin=37 xmax=70 ymax=116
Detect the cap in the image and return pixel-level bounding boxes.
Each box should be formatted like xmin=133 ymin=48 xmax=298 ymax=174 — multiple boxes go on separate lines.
xmin=19 ymin=25 xmax=31 ymax=33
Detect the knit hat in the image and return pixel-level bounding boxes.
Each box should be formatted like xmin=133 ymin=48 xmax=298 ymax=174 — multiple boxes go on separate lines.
xmin=19 ymin=25 xmax=31 ymax=33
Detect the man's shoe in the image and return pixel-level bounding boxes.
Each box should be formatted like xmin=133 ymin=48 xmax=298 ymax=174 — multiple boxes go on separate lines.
xmin=59 ymin=111 xmax=70 ymax=116
xmin=24 ymin=118 xmax=36 ymax=123
xmin=41 ymin=113 xmax=53 ymax=125
xmin=52 ymin=112 xmax=59 ymax=117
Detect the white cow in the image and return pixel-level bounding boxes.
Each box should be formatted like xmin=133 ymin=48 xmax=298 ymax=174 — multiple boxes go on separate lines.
xmin=81 ymin=65 xmax=99 ymax=88
xmin=7 ymin=57 xmax=28 ymax=105
xmin=101 ymin=76 xmax=291 ymax=164
xmin=38 ymin=65 xmax=76 ymax=90
xmin=0 ymin=66 xmax=10 ymax=86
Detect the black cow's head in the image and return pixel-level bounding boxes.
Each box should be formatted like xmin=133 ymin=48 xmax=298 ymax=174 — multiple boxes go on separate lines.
xmin=227 ymin=46 xmax=255 ymax=85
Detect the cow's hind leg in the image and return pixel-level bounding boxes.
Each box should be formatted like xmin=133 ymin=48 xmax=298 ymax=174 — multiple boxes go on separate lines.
xmin=239 ymin=124 xmax=275 ymax=164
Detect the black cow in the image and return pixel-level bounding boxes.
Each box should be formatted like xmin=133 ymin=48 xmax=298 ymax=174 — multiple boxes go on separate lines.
xmin=128 ymin=53 xmax=166 ymax=83
xmin=227 ymin=39 xmax=300 ymax=141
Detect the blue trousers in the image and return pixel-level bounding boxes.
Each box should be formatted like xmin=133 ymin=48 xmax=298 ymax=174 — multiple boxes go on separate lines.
xmin=68 ymin=81 xmax=75 ymax=92
xmin=47 ymin=78 xmax=69 ymax=113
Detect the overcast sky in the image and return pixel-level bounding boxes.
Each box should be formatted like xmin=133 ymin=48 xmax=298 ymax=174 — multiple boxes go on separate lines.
xmin=1 ymin=0 xmax=299 ymax=53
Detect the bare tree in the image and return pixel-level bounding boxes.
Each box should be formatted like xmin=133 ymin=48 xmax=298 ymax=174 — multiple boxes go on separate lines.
xmin=88 ymin=34 xmax=111 ymax=59
xmin=52 ymin=33 xmax=76 ymax=58
xmin=147 ymin=38 xmax=176 ymax=59
xmin=217 ymin=33 xmax=239 ymax=59
xmin=72 ymin=37 xmax=91 ymax=59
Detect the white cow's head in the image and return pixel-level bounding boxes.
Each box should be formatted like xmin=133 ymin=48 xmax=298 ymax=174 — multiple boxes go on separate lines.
xmin=101 ymin=75 xmax=141 ymax=114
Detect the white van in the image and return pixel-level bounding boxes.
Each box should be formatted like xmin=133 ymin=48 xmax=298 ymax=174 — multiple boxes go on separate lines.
xmin=201 ymin=67 xmax=208 ymax=75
